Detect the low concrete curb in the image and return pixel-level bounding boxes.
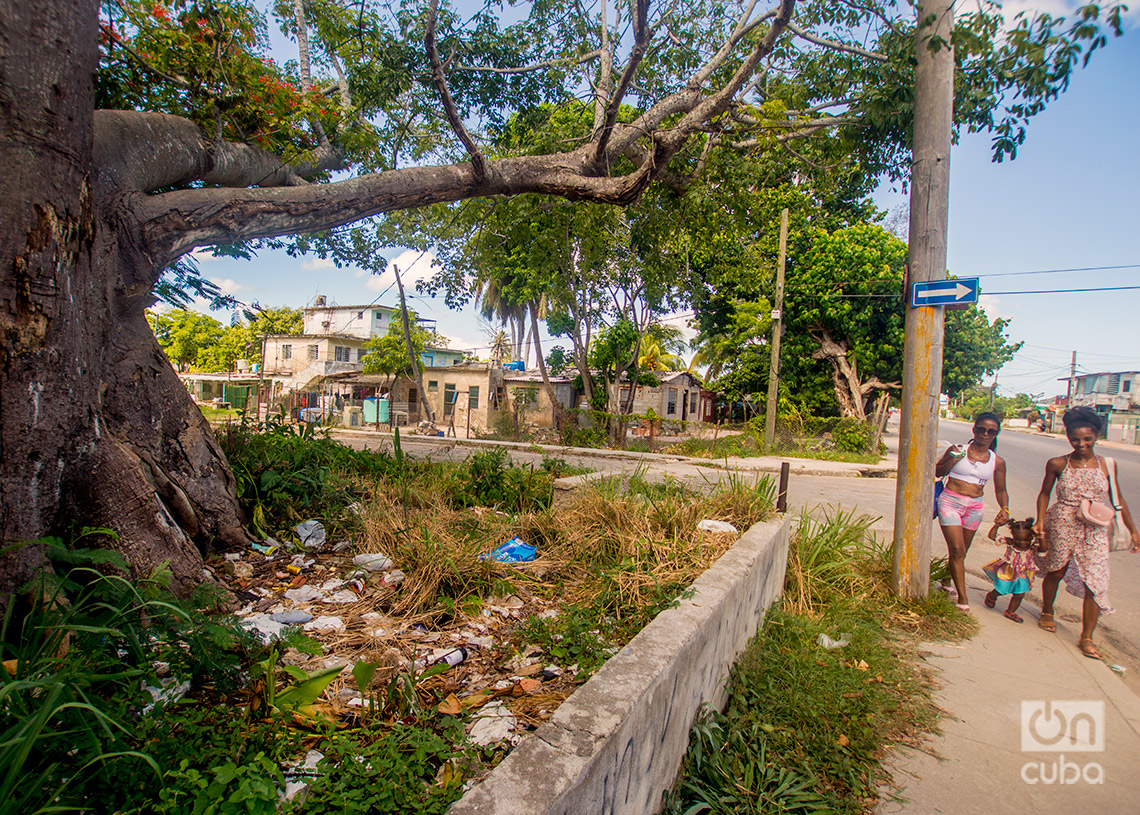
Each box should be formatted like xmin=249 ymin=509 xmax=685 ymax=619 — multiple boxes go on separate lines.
xmin=448 ymin=515 xmax=793 ymax=815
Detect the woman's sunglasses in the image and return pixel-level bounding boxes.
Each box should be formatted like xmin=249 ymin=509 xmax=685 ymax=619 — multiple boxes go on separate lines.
xmin=973 ymin=427 xmax=998 ymax=435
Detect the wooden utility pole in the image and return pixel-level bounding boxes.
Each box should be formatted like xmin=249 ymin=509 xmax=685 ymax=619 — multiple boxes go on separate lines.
xmin=394 ymin=265 xmax=435 ymax=423
xmin=1067 ymin=351 xmax=1077 ymax=404
xmin=763 ymin=208 xmax=789 ymax=448
xmin=891 ymin=0 xmax=954 ymax=600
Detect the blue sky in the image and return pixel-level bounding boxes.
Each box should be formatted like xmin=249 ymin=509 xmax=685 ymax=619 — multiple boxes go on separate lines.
xmin=185 ymin=2 xmax=1138 ymax=401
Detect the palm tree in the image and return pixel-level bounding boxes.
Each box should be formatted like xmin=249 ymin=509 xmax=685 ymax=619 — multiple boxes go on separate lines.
xmin=638 ymin=338 xmax=683 ymax=371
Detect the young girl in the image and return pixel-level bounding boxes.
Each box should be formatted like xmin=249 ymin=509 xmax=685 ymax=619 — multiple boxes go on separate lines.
xmin=982 ymin=518 xmax=1043 ymax=623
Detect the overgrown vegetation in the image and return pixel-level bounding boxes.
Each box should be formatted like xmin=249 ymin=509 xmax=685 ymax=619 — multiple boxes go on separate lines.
xmin=5 ymin=421 xmax=775 ymax=814
xmin=665 ymin=510 xmax=974 ymax=815
xmin=667 ymin=415 xmax=884 ymax=463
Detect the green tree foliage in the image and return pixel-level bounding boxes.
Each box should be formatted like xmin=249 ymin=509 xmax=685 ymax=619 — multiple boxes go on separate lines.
xmin=943 ymin=308 xmax=1023 ymax=400
xmin=954 ymin=387 xmax=1034 ymax=421
xmin=150 ymin=306 xmax=303 ymax=372
xmin=360 ymin=315 xmax=444 ymax=380
xmin=149 ymin=309 xmax=224 ymax=371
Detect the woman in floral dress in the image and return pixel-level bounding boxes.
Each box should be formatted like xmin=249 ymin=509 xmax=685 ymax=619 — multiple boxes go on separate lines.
xmin=1034 ymin=407 xmax=1140 ymax=659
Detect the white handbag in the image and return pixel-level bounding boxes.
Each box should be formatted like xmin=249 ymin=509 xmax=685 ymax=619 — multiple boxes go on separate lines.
xmin=1104 ymin=457 xmax=1133 ymax=551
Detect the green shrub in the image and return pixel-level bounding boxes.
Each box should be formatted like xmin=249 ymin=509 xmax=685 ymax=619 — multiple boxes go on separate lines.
xmin=831 ymin=417 xmax=873 ymax=453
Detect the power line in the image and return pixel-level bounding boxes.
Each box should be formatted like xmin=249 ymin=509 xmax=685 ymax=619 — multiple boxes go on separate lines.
xmin=984 ymin=285 xmax=1140 ymax=295
xmin=975 ymin=263 xmax=1140 ymax=278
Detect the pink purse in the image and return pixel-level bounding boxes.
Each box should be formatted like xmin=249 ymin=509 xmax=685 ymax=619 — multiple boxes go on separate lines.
xmin=1077 ymin=499 xmax=1115 ymax=528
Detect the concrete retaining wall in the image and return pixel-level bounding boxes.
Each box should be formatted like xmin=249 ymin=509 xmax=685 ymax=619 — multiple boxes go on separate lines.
xmin=449 ymin=515 xmax=793 ymax=815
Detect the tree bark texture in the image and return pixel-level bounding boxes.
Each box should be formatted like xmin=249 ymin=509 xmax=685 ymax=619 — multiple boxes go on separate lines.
xmin=1 ymin=0 xmax=248 ymax=597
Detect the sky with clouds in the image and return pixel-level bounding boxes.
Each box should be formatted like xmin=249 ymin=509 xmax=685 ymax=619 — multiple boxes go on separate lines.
xmin=179 ymin=1 xmax=1138 ymax=400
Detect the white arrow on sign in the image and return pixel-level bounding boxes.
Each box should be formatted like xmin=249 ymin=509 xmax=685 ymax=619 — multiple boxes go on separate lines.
xmin=914 ymin=282 xmax=972 ymax=302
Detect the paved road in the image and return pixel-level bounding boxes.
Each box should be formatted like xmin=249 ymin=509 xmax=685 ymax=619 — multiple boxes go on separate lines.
xmin=940 ymin=418 xmax=1140 ymax=688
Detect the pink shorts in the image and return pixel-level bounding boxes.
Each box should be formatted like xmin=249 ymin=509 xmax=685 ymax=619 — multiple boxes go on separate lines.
xmin=937 ymin=488 xmax=985 ymax=530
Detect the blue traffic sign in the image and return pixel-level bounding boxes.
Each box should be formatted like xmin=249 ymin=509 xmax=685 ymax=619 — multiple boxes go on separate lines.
xmin=910 ymin=278 xmax=979 ymax=307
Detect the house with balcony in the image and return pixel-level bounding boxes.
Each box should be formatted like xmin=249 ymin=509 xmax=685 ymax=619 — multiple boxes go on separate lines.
xmin=1061 ymin=370 xmax=1140 ymax=444
xmin=261 ymin=295 xmax=463 ymax=392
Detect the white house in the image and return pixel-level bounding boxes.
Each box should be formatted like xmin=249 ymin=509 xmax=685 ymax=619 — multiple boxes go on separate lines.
xmin=261 ymin=295 xmax=463 ymax=391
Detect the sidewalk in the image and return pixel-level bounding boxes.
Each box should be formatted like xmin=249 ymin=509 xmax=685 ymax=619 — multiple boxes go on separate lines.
xmin=877 ymin=571 xmax=1140 ymax=813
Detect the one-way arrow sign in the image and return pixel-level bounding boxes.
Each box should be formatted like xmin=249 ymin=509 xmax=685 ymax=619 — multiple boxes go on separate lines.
xmin=910 ymin=278 xmax=979 ymax=308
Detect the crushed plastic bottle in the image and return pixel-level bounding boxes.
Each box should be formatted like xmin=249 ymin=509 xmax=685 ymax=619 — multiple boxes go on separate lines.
xmin=817 ymin=632 xmax=852 ymax=650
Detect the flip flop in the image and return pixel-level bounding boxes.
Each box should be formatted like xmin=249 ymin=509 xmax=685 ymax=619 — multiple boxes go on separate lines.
xmin=1038 ymin=613 xmax=1057 ymax=632
xmin=984 ymin=592 xmax=997 ymax=609
xmin=1078 ymin=639 xmax=1102 ymax=660
xmin=955 ymin=603 xmax=970 ymax=612
xmin=1004 ymin=610 xmax=1024 ymax=623
xmin=938 ymin=583 xmax=958 ymax=598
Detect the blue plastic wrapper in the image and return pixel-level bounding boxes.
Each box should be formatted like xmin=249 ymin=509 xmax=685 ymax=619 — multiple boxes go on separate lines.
xmin=480 ymin=536 xmax=537 ymax=563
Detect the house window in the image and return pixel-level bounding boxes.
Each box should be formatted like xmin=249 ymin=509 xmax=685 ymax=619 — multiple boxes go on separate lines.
xmin=444 ymin=383 xmax=456 ymax=416
xmin=373 ymin=310 xmax=385 ymax=322
xmin=690 ymin=391 xmax=698 ymax=413
xmin=357 ymin=311 xmax=364 ymax=319
xmin=335 ymin=346 xmax=351 ymax=362
xmin=428 ymin=380 xmax=438 ymax=392
xmin=492 ymin=386 xmax=504 ymax=409
xmin=453 ymin=359 xmax=462 ymax=365
xmin=308 ymin=344 xmax=319 ymax=360
xmin=407 ymin=387 xmax=417 ymax=405
xmin=469 ymin=386 xmax=479 ymax=410
xmin=282 ymin=344 xmax=292 ymax=360
xmin=667 ymin=388 xmax=677 ymax=415
xmin=357 ymin=348 xmax=366 ymax=362
xmin=1125 ymin=380 xmax=1132 ymax=393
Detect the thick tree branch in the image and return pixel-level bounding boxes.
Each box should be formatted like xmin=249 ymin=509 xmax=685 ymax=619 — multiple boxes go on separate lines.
xmin=425 ymin=0 xmax=486 ymax=180
xmin=592 ymin=0 xmax=650 ymax=164
xmin=608 ymin=0 xmax=793 ymax=161
xmin=593 ymin=0 xmax=613 ymax=131
xmin=137 ymin=144 xmax=657 ymax=266
xmin=93 ymin=111 xmax=343 ymax=195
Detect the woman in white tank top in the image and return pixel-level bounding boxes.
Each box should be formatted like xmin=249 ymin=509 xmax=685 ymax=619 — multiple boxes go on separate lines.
xmin=933 ymin=412 xmax=1010 ymax=610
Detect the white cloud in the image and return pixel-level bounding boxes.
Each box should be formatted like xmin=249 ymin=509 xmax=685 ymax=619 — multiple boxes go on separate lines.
xmin=301 ymin=257 xmax=336 ymax=270
xmin=992 ymin=0 xmax=1138 ymax=29
xmin=208 ymin=277 xmax=250 ymax=296
xmin=189 ymin=248 xmax=222 ymax=263
xmin=978 ymin=293 xmax=1014 ymax=321
xmin=365 ymin=250 xmax=440 ymax=292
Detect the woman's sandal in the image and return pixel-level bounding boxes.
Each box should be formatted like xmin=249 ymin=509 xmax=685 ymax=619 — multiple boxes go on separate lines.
xmin=1038 ymin=613 xmax=1057 ymax=632
xmin=955 ymin=603 xmax=970 ymax=612
xmin=1004 ymin=610 xmax=1024 ymax=624
xmin=984 ymin=591 xmax=997 ymax=609
xmin=1078 ymin=638 xmax=1103 ymax=660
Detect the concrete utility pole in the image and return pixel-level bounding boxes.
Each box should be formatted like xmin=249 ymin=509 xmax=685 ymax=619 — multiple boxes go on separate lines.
xmin=892 ymin=0 xmax=955 ymax=600
xmin=763 ymin=208 xmax=789 ymax=448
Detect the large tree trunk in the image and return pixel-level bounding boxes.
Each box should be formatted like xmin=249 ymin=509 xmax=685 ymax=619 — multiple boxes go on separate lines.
xmin=1 ymin=0 xmax=247 ymax=598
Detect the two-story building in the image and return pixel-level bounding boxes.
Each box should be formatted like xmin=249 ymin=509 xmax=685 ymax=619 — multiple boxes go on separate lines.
xmin=261 ymin=296 xmax=463 ymax=392
xmin=1061 ymin=370 xmax=1140 ymax=443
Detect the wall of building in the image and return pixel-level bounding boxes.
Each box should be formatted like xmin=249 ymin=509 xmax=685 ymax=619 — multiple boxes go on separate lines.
xmin=302 ymin=305 xmax=394 ymax=340
xmin=422 ymin=366 xmax=496 ymax=431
